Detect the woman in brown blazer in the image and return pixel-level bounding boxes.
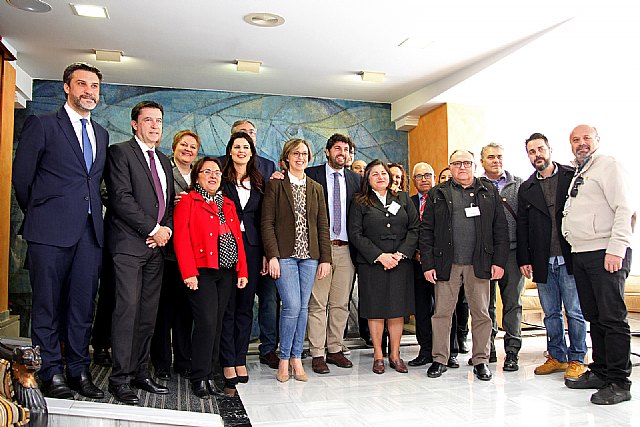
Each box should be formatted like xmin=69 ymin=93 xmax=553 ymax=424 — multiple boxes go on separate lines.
xmin=261 ymin=138 xmax=332 ymax=383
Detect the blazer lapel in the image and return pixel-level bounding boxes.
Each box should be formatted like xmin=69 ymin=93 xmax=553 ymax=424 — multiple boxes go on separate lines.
xmin=523 ymin=179 xmax=549 ymax=216
xmin=129 ymin=139 xmax=158 ymax=199
xmin=283 ymin=172 xmax=295 ymax=215
xmin=91 ymin=118 xmax=106 ymax=168
xmin=171 ymin=160 xmax=190 ymax=193
xmin=57 ymin=108 xmax=87 ymax=172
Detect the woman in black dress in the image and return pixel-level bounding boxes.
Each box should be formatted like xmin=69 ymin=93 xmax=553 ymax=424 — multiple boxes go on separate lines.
xmin=348 ymin=159 xmax=419 ymax=374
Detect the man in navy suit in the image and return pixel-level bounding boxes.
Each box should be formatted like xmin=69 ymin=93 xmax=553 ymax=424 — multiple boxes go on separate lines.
xmin=306 ymin=134 xmax=362 ymax=374
xmin=219 ymin=119 xmax=281 ymax=369
xmin=105 ymin=101 xmax=175 ymax=404
xmin=13 ymin=62 xmax=108 ymax=399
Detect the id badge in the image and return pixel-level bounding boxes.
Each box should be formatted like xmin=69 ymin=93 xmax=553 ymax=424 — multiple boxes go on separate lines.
xmin=465 ymin=204 xmax=480 ymax=217
xmin=388 ymin=201 xmax=401 ymax=215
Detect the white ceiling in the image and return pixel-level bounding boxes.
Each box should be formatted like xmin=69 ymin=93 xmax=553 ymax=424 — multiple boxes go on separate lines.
xmin=1 ymin=0 xmax=585 ymax=112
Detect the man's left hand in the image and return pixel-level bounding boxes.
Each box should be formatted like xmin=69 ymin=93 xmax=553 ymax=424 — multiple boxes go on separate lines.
xmin=604 ymin=253 xmax=623 ymax=273
xmin=491 ymin=265 xmax=504 ymax=280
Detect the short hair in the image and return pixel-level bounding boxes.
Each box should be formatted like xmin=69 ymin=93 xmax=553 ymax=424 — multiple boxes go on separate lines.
xmin=480 ymin=143 xmax=504 ymax=159
xmin=280 ymin=138 xmax=312 ymax=170
xmin=387 ymin=162 xmax=407 ymax=192
xmin=525 ymin=132 xmax=549 ymax=148
xmin=326 ymin=133 xmax=353 ymax=151
xmin=172 ymin=130 xmax=201 ymax=152
xmin=63 ymin=62 xmax=102 ymax=85
xmin=231 ymin=119 xmax=256 ymax=133
xmin=189 ymin=156 xmax=222 ymax=192
xmin=449 ymin=149 xmax=475 ymax=162
xmin=411 ymin=162 xmax=434 ymax=176
xmin=130 ymin=101 xmax=164 ymax=135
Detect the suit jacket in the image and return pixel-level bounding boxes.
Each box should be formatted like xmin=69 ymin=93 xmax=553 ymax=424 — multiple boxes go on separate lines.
xmin=222 ymin=180 xmax=264 ymax=248
xmin=219 ymin=154 xmax=276 ymax=184
xmin=516 ymin=163 xmax=575 ymax=283
xmin=13 ymin=106 xmax=109 ymax=247
xmin=171 ymin=157 xmax=191 ymax=195
xmin=104 ymin=138 xmax=175 ymax=256
xmin=261 ymin=171 xmax=332 ymax=264
xmin=173 ymin=191 xmax=248 ymax=280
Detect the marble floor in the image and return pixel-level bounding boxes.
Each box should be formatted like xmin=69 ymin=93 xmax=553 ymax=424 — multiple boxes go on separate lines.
xmin=238 ymin=332 xmax=640 ymax=426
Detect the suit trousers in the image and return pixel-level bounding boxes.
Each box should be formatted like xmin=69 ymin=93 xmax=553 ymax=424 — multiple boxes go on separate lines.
xmin=432 ymin=264 xmax=492 ymax=365
xmin=28 ymin=218 xmax=101 ymax=381
xmin=188 ymin=268 xmax=233 ymax=382
xmin=109 ymin=250 xmax=164 ymax=386
xmin=489 ymin=248 xmax=524 ymax=354
xmin=308 ymin=245 xmax=355 ymax=357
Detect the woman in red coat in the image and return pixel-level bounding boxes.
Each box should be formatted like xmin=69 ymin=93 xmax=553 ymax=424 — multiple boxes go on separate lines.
xmin=174 ymin=156 xmax=248 ymax=399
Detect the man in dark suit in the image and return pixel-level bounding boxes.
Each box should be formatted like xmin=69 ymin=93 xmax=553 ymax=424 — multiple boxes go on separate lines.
xmin=306 ymin=134 xmax=362 ymax=374
xmin=12 ymin=62 xmax=108 ymax=399
xmin=517 ymin=133 xmax=587 ymax=379
xmin=219 ymin=119 xmax=281 ymax=369
xmin=105 ymin=101 xmax=175 ymax=404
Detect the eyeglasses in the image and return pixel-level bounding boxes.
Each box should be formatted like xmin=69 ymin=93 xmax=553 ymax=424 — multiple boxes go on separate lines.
xmin=291 ymin=151 xmax=308 ymax=158
xmin=200 ymin=169 xmax=222 ymax=177
xmin=450 ymin=161 xmax=473 ymax=168
xmin=570 ymin=176 xmax=584 ymax=197
xmin=414 ymin=173 xmax=433 ymax=181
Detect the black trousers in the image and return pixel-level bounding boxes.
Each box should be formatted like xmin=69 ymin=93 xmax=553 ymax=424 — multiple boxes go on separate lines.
xmin=150 ymin=259 xmax=193 ymax=372
xmin=219 ymin=238 xmax=260 ymax=367
xmin=413 ymin=261 xmax=459 ymax=357
xmin=109 ymin=250 xmax=164 ymax=386
xmin=91 ymin=247 xmax=115 ymax=351
xmin=188 ymin=268 xmax=233 ymax=382
xmin=573 ymin=248 xmax=632 ymax=387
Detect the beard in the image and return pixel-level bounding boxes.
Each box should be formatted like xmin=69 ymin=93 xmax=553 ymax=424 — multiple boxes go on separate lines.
xmin=533 ymin=156 xmax=551 ymax=171
xmin=69 ymin=93 xmax=98 ymax=112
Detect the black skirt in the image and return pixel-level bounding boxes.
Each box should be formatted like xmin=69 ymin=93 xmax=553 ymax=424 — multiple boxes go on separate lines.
xmin=357 ymin=259 xmax=415 ymax=319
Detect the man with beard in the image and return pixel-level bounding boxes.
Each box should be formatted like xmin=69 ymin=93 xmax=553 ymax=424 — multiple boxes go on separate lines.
xmin=561 ymin=125 xmax=635 ymax=405
xmin=516 ymin=133 xmax=587 ymax=381
xmin=13 ymin=63 xmax=108 ymax=399
xmin=306 ymin=134 xmax=361 ymax=374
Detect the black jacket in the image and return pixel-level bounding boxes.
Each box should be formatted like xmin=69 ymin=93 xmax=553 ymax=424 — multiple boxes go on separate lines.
xmin=516 ymin=163 xmax=575 ymax=283
xmin=419 ymin=178 xmax=508 ymax=281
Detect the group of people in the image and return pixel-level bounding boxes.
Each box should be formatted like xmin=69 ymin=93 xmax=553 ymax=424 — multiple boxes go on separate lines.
xmin=12 ymin=62 xmax=634 ymax=408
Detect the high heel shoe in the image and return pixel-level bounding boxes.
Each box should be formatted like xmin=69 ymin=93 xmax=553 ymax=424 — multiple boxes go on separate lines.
xmin=292 ymin=370 xmax=308 ymax=382
xmin=223 ymin=375 xmax=239 ymax=388
xmin=276 ymin=370 xmax=290 ymax=382
xmin=235 ymin=366 xmax=249 ymax=383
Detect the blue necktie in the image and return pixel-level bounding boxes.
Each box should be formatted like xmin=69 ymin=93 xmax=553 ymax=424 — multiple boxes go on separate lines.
xmin=80 ymin=118 xmax=93 ymax=171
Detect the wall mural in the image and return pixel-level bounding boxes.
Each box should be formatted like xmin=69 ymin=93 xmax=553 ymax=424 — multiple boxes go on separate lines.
xmin=9 ymin=80 xmax=408 ymax=336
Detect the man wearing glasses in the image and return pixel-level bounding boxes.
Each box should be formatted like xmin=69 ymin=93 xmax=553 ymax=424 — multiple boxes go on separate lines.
xmin=420 ymin=150 xmax=508 ymax=381
xmin=561 ymin=124 xmax=635 ymax=405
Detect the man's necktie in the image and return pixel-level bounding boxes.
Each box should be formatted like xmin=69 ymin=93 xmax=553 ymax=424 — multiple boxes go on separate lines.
xmin=333 ymin=172 xmax=341 ymax=236
xmin=420 ymin=193 xmax=427 ymax=221
xmin=148 ymin=150 xmax=166 ymax=222
xmin=80 ymin=118 xmax=93 ymax=171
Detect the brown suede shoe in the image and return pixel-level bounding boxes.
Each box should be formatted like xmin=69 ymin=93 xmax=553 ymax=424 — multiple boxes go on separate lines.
xmin=312 ymin=357 xmax=330 ymax=374
xmin=326 ymin=351 xmax=353 ymax=368
xmin=372 ymin=359 xmax=385 ymax=374
xmin=389 ymin=358 xmax=408 ymax=373
xmin=259 ymin=351 xmax=280 ymax=370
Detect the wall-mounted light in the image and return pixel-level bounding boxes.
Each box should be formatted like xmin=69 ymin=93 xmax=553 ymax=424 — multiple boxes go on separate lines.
xmin=236 ymin=60 xmax=262 ymax=73
xmin=360 ymin=71 xmax=385 ymax=83
xmin=95 ymin=49 xmax=122 ymax=62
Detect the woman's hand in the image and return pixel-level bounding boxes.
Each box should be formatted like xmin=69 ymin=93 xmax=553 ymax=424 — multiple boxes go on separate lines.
xmin=268 ymin=257 xmax=280 ymax=279
xmin=376 ymin=253 xmax=399 ymax=270
xmin=260 ymin=256 xmax=269 ymax=276
xmin=237 ymin=277 xmax=248 ymax=289
xmin=184 ymin=276 xmax=198 ymax=290
xmin=174 ymin=191 xmax=188 ymax=206
xmin=317 ymin=262 xmax=331 ymax=280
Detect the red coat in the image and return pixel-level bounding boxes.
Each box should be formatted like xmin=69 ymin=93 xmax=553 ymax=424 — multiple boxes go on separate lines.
xmin=174 ymin=190 xmax=248 ymax=281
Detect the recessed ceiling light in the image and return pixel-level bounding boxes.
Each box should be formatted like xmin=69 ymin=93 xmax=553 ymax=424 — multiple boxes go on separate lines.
xmin=6 ymin=0 xmax=52 ymax=13
xmin=243 ymin=13 xmax=285 ymax=28
xmin=70 ymin=3 xmax=109 ymax=18
xmin=236 ymin=60 xmax=262 ymax=73
xmin=95 ymin=49 xmax=122 ymax=62
xmin=360 ymin=71 xmax=385 ymax=83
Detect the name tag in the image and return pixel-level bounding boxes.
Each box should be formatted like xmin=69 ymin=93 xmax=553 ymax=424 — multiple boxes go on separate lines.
xmin=465 ymin=205 xmax=480 ymax=217
xmin=387 ymin=201 xmax=401 ymax=215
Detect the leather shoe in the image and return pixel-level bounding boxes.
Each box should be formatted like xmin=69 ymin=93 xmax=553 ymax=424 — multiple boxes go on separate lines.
xmin=312 ymin=357 xmax=330 ymax=374
xmin=174 ymin=367 xmax=191 ymax=379
xmin=447 ymin=356 xmax=460 ymax=369
xmin=427 ymin=362 xmax=447 ymax=378
xmin=191 ymin=380 xmax=210 ymax=399
xmin=372 ymin=359 xmax=385 ymax=374
xmin=489 ymin=350 xmax=497 ymax=363
xmin=259 ymin=351 xmax=280 ymax=369
xmin=389 ymin=358 xmax=408 ymax=373
xmin=155 ymin=368 xmax=171 ymax=381
xmin=42 ymin=373 xmax=74 ymax=399
xmin=473 ymin=363 xmax=492 ymax=381
xmin=109 ymin=383 xmax=139 ymax=405
xmin=458 ymin=337 xmax=470 ymax=354
xmin=206 ymin=379 xmax=224 ymax=396
xmin=68 ymin=369 xmax=104 ymax=399
xmin=223 ymin=375 xmax=239 ymax=388
xmin=565 ymin=370 xmax=607 ymax=389
xmin=408 ymin=354 xmax=432 ymax=367
xmin=503 ymin=351 xmax=519 ymax=372
xmin=92 ymin=348 xmax=112 ymax=367
xmin=131 ymin=377 xmax=169 ymax=394
xmin=326 ymin=351 xmax=353 ymax=368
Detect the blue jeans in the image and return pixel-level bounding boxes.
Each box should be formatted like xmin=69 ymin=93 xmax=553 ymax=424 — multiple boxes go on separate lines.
xmin=256 ymin=271 xmax=279 ymax=356
xmin=536 ymin=260 xmax=587 ymax=363
xmin=275 ymin=258 xmax=318 ymax=360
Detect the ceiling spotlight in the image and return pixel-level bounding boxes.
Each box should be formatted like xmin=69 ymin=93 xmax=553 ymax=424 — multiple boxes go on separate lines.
xmin=6 ymin=0 xmax=52 ymax=13
xmin=243 ymin=13 xmax=285 ymax=28
xmin=360 ymin=71 xmax=385 ymax=83
xmin=70 ymin=3 xmax=109 ymax=18
xmin=236 ymin=60 xmax=262 ymax=73
xmin=95 ymin=49 xmax=122 ymax=62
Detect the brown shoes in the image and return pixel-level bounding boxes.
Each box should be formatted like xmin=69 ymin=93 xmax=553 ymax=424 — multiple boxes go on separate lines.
xmin=326 ymin=351 xmax=353 ymax=368
xmin=372 ymin=359 xmax=385 ymax=374
xmin=389 ymin=358 xmax=408 ymax=373
xmin=259 ymin=351 xmax=280 ymax=370
xmin=312 ymin=357 xmax=330 ymax=374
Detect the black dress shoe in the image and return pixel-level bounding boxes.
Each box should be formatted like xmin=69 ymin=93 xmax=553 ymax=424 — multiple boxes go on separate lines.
xmin=109 ymin=383 xmax=140 ymax=405
xmin=458 ymin=338 xmax=470 ymax=354
xmin=68 ymin=369 xmax=105 ymax=399
xmin=473 ymin=363 xmax=492 ymax=381
xmin=155 ymin=368 xmax=171 ymax=381
xmin=408 ymin=354 xmax=432 ymax=367
xmin=489 ymin=350 xmax=497 ymax=363
xmin=174 ymin=367 xmax=191 ymax=379
xmin=191 ymin=380 xmax=210 ymax=399
xmin=223 ymin=375 xmax=239 ymax=388
xmin=237 ymin=375 xmax=249 ymax=384
xmin=92 ymin=348 xmax=112 ymax=367
xmin=131 ymin=377 xmax=169 ymax=394
xmin=565 ymin=370 xmax=607 ymax=389
xmin=447 ymin=356 xmax=460 ymax=369
xmin=503 ymin=351 xmax=519 ymax=372
xmin=206 ymin=379 xmax=224 ymax=396
xmin=42 ymin=373 xmax=74 ymax=399
xmin=426 ymin=362 xmax=448 ymax=378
